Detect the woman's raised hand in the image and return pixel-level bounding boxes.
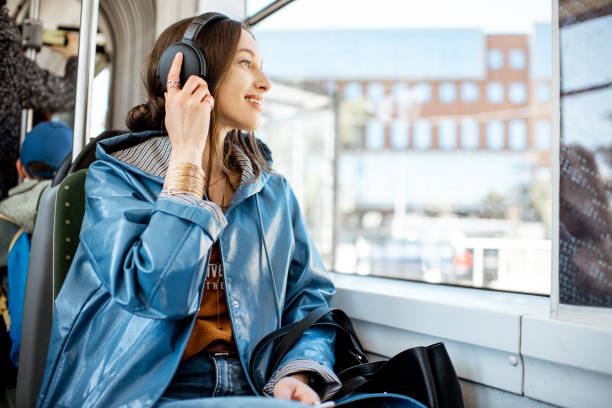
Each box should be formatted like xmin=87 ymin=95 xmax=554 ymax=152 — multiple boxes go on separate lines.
xmin=164 ymin=52 xmax=215 ymax=166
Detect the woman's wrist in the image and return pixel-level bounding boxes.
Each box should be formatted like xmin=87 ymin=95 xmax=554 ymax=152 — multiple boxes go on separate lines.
xmin=163 ymin=162 xmax=205 ymax=198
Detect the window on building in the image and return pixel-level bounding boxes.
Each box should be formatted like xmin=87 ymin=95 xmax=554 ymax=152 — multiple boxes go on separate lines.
xmin=344 ymin=82 xmax=363 ymax=100
xmin=367 ymin=82 xmax=386 ymax=103
xmin=461 ymin=82 xmax=479 ymax=102
xmin=365 ymin=119 xmax=385 ymax=149
xmin=487 ymin=82 xmax=505 ymax=103
xmin=535 ymin=120 xmax=551 ymax=150
xmin=391 ymin=120 xmax=409 ymax=149
xmin=392 ymin=83 xmax=410 ymax=102
xmin=508 ymin=120 xmax=527 ymax=150
xmin=413 ymin=120 xmax=432 ymax=149
xmin=509 ymin=49 xmax=526 ymax=70
xmin=536 ymin=83 xmax=550 ymax=102
xmin=508 ymin=82 xmax=527 ymax=104
xmin=439 ymin=82 xmax=457 ymax=103
xmin=439 ymin=119 xmax=457 ymax=149
xmin=412 ymin=82 xmax=431 ymax=103
xmin=486 ymin=120 xmax=505 ymax=149
xmin=460 ymin=118 xmax=480 ymax=149
xmin=488 ymin=49 xmax=504 ymax=70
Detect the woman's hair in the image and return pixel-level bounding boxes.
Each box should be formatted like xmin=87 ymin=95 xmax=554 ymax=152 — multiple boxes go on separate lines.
xmin=126 ymin=16 xmax=271 ymax=189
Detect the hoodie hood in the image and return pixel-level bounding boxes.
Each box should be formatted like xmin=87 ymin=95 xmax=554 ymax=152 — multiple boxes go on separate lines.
xmin=0 ymin=179 xmax=51 ymax=233
xmin=96 ymin=130 xmax=274 ymax=209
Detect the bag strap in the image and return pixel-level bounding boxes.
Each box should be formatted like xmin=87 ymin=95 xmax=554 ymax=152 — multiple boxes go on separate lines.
xmin=265 ymin=306 xmax=332 ymax=378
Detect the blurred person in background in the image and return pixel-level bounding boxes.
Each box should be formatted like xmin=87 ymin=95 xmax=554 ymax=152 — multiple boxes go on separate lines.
xmin=0 ymin=120 xmax=73 ymax=401
xmin=0 ymin=0 xmax=78 ymax=199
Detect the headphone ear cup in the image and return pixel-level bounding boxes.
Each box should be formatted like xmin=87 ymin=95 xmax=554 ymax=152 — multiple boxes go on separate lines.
xmin=157 ymin=42 xmax=206 ymax=92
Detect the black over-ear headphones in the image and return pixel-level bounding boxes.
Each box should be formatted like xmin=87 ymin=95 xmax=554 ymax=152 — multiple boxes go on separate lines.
xmin=156 ymin=12 xmax=229 ymax=92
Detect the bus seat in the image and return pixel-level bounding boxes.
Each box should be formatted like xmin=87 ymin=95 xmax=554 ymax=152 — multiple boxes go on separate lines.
xmin=15 ymin=184 xmax=59 ymax=408
xmin=15 ymin=130 xmax=125 ymax=408
xmin=53 ymin=170 xmax=88 ymax=296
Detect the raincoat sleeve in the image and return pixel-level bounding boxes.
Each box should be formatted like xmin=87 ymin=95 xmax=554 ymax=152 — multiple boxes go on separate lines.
xmin=264 ymin=178 xmax=341 ymax=400
xmin=78 ymin=159 xmax=227 ymax=320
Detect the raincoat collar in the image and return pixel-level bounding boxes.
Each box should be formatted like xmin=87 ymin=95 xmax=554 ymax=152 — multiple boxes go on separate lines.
xmin=95 ymin=130 xmax=272 ymax=210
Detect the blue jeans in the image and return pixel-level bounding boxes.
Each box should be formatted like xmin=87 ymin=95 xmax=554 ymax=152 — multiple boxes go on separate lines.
xmin=156 ymin=353 xmax=305 ymax=407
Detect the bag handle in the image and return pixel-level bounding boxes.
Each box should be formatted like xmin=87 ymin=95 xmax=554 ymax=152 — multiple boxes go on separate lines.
xmin=249 ymin=307 xmax=368 ymax=390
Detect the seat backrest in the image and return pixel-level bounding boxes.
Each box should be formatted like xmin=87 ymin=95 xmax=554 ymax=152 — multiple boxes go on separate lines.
xmin=15 ymin=184 xmax=58 ymax=408
xmin=15 ymin=130 xmax=125 ymax=408
xmin=53 ymin=170 xmax=88 ymax=296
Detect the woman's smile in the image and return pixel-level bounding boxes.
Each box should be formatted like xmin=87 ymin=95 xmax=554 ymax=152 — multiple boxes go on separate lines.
xmin=245 ymin=95 xmax=263 ymax=112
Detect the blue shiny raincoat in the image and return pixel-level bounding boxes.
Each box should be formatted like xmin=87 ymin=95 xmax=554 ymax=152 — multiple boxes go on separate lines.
xmin=37 ymin=130 xmax=337 ymax=407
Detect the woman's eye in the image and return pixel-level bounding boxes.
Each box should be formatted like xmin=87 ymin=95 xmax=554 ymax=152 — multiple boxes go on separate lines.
xmin=240 ymin=59 xmax=251 ymax=68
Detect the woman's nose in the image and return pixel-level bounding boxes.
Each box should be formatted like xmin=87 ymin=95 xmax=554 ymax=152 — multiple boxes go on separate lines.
xmin=256 ymin=71 xmax=271 ymax=93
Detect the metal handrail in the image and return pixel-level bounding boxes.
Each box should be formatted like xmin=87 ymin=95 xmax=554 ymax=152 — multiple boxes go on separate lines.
xmin=72 ymin=0 xmax=100 ymax=160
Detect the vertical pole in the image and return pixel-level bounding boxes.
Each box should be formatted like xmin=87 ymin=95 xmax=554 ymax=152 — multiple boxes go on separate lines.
xmin=550 ymin=0 xmax=560 ymax=319
xmin=332 ymin=90 xmax=340 ymax=271
xmin=18 ymin=0 xmax=42 ymax=148
xmin=72 ymin=0 xmax=100 ymax=161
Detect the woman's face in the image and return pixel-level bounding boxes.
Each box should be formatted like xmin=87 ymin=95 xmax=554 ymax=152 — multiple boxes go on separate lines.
xmin=216 ymin=29 xmax=271 ymax=132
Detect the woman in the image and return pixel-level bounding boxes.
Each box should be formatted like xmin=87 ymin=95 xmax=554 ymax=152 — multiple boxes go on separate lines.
xmin=37 ymin=13 xmax=340 ymax=408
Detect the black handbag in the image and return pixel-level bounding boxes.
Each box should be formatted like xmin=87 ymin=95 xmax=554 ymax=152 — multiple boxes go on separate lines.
xmin=250 ymin=307 xmax=464 ymax=408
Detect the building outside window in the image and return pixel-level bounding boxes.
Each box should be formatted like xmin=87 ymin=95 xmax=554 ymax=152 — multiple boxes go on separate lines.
xmin=439 ymin=119 xmax=457 ymax=149
xmin=461 ymin=82 xmax=479 ymax=102
xmin=486 ymin=120 xmax=505 ymax=149
xmin=439 ymin=82 xmax=457 ymax=103
xmin=509 ymin=48 xmax=526 ymax=69
xmin=508 ymin=82 xmax=527 ymax=104
xmin=508 ymin=119 xmax=527 ymax=150
xmin=487 ymin=82 xmax=505 ymax=103
xmin=488 ymin=48 xmax=504 ymax=69
xmin=460 ymin=118 xmax=480 ymax=149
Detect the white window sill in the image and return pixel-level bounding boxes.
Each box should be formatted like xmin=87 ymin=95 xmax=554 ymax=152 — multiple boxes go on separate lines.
xmin=330 ymin=272 xmax=612 ymax=408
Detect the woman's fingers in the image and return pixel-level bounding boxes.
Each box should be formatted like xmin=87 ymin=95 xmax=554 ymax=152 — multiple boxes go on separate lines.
xmin=183 ymin=75 xmax=209 ymax=95
xmin=166 ymin=52 xmax=183 ymax=93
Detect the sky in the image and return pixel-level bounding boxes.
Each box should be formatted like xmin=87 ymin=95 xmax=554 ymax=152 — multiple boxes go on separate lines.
xmin=247 ymin=0 xmax=552 ymax=33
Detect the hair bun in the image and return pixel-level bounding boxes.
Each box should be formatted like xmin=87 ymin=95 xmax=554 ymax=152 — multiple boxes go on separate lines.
xmin=126 ymin=103 xmax=155 ymax=132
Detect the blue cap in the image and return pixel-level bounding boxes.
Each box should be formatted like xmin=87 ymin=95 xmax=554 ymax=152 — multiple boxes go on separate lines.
xmin=20 ymin=121 xmax=73 ymax=179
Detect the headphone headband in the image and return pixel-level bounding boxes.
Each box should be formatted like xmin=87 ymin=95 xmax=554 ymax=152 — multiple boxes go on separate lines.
xmin=156 ymin=12 xmax=230 ymax=91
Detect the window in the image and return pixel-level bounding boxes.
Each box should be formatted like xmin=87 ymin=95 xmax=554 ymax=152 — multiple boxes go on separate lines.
xmin=366 ymin=119 xmax=385 ymax=149
xmin=508 ymin=82 xmax=527 ymax=104
xmin=413 ymin=82 xmax=431 ymax=103
xmin=536 ymin=83 xmax=550 ymax=102
xmin=486 ymin=120 xmax=505 ymax=149
xmin=367 ymin=82 xmax=385 ymax=103
xmin=344 ymin=82 xmax=362 ymax=100
xmin=535 ymin=120 xmax=550 ymax=150
xmin=461 ymin=82 xmax=479 ymax=102
xmin=508 ymin=120 xmax=527 ymax=150
xmin=391 ymin=120 xmax=409 ymax=149
xmin=460 ymin=118 xmax=480 ymax=149
xmin=439 ymin=82 xmax=457 ymax=103
xmin=438 ymin=119 xmax=457 ymax=149
xmin=413 ymin=120 xmax=432 ymax=149
xmin=392 ymin=83 xmax=410 ymax=102
xmin=509 ymin=49 xmax=526 ymax=69
xmin=249 ymin=0 xmax=552 ymax=295
xmin=488 ymin=49 xmax=504 ymax=70
xmin=487 ymin=82 xmax=504 ymax=103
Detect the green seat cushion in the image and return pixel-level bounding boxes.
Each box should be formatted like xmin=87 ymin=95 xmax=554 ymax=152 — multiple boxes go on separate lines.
xmin=53 ymin=169 xmax=88 ymax=298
